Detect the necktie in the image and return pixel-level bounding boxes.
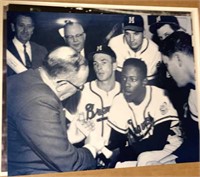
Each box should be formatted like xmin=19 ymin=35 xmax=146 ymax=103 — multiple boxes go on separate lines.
xmin=23 ymin=44 xmax=32 ymax=69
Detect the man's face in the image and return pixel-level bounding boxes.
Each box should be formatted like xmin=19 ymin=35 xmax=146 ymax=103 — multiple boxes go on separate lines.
xmin=58 ymin=64 xmax=89 ymax=101
xmin=121 ymin=65 xmax=145 ymax=102
xmin=162 ymin=53 xmax=190 ymax=87
xmin=124 ymin=30 xmax=144 ymax=52
xmin=64 ymin=24 xmax=86 ymax=53
xmin=157 ymin=24 xmax=175 ymax=41
xmin=13 ymin=15 xmax=34 ymax=44
xmin=93 ymin=53 xmax=115 ymax=81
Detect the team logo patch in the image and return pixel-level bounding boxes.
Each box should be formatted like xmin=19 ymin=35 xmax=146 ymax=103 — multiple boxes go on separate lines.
xmin=160 ymin=102 xmax=168 ymax=115
xmin=97 ymin=45 xmax=103 ymax=51
xmin=128 ymin=17 xmax=135 ymax=24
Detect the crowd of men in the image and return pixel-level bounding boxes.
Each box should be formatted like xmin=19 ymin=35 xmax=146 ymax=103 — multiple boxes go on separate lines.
xmin=6 ymin=12 xmax=199 ymax=176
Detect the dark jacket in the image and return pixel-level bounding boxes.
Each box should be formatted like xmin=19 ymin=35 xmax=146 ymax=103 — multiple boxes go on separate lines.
xmin=7 ymin=69 xmax=96 ymax=176
xmin=7 ymin=40 xmax=48 ymax=77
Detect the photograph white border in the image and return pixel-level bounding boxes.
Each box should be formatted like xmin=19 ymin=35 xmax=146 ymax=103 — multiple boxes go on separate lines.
xmin=0 ymin=1 xmax=199 ymax=176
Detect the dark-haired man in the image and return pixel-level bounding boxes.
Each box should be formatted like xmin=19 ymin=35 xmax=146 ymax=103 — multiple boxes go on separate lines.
xmin=7 ymin=13 xmax=48 ymax=77
xmin=108 ymin=58 xmax=182 ymax=166
xmin=159 ymin=31 xmax=199 ymax=163
xmin=108 ymin=15 xmax=161 ymax=83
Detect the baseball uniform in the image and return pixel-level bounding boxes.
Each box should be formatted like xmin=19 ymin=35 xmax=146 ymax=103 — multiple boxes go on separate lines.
xmin=76 ymin=80 xmax=121 ymax=145
xmin=108 ymin=35 xmax=161 ymax=80
xmin=108 ymin=85 xmax=182 ymax=161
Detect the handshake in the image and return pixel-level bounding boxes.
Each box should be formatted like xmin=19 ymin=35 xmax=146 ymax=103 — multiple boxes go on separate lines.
xmin=67 ymin=112 xmax=107 ymax=156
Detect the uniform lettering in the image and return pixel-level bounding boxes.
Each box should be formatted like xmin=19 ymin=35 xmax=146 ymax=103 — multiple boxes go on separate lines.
xmin=85 ymin=103 xmax=110 ymax=120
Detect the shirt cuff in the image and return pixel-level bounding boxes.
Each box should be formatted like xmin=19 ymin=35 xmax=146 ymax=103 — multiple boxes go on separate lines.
xmin=84 ymin=144 xmax=97 ymax=158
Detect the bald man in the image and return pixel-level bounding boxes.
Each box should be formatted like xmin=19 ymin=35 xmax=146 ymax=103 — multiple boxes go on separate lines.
xmin=7 ymin=46 xmax=105 ymax=176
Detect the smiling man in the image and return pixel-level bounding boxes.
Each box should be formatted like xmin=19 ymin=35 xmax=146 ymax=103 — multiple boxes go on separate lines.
xmin=63 ymin=21 xmax=86 ymax=55
xmin=7 ymin=12 xmax=48 ymax=76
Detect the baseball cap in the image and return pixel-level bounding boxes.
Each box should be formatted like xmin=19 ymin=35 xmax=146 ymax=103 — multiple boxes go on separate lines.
xmin=123 ymin=15 xmax=144 ymax=32
xmin=149 ymin=16 xmax=180 ymax=34
xmin=90 ymin=45 xmax=116 ymax=59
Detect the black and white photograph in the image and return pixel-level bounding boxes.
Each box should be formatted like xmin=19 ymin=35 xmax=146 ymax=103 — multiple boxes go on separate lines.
xmin=1 ymin=1 xmax=200 ymax=176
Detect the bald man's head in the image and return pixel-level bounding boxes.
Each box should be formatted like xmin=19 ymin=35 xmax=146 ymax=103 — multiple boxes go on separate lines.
xmin=43 ymin=46 xmax=87 ymax=78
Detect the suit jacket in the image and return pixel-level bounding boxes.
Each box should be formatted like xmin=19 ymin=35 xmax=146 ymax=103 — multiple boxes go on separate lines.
xmin=7 ymin=69 xmax=96 ymax=176
xmin=7 ymin=40 xmax=48 ymax=77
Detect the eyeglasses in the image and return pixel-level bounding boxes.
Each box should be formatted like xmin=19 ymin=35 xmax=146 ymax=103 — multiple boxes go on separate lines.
xmin=57 ymin=79 xmax=84 ymax=91
xmin=65 ymin=33 xmax=84 ymax=41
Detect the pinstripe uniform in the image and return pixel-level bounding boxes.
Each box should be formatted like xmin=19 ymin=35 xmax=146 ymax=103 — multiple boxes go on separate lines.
xmin=108 ymin=35 xmax=161 ymax=80
xmin=77 ymin=80 xmax=121 ymax=145
xmin=108 ymin=85 xmax=182 ymax=153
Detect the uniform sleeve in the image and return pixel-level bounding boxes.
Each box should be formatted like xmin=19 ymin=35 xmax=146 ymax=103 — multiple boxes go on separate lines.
xmin=16 ymin=95 xmax=96 ymax=172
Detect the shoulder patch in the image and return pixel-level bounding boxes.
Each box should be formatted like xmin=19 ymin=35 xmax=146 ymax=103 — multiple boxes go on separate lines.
xmin=160 ymin=102 xmax=168 ymax=115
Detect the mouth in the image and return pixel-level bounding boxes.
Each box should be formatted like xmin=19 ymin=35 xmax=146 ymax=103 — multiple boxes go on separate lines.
xmin=96 ymin=71 xmax=104 ymax=75
xmin=73 ymin=43 xmax=80 ymax=47
xmin=123 ymin=87 xmax=132 ymax=94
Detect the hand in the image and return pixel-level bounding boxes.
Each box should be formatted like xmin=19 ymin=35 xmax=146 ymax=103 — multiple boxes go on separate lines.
xmin=85 ymin=133 xmax=105 ymax=152
xmin=96 ymin=148 xmax=120 ymax=169
xmin=76 ymin=114 xmax=95 ymax=137
xmin=67 ymin=113 xmax=94 ymax=144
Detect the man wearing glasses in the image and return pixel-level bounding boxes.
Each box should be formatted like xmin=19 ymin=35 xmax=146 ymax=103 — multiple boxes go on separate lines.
xmin=61 ymin=21 xmax=96 ymax=81
xmin=7 ymin=46 xmax=105 ymax=176
xmin=63 ymin=21 xmax=86 ymax=56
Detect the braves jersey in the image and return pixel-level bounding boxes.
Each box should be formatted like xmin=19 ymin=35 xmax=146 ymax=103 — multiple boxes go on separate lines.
xmin=108 ymin=86 xmax=182 ymax=152
xmin=76 ymin=80 xmax=121 ymax=145
xmin=108 ymin=34 xmax=161 ymax=80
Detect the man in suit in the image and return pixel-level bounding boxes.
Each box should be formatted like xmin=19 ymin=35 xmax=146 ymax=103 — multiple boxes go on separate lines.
xmin=7 ymin=12 xmax=48 ymax=77
xmin=7 ymin=46 xmax=105 ymax=176
xmin=59 ymin=21 xmax=95 ymax=81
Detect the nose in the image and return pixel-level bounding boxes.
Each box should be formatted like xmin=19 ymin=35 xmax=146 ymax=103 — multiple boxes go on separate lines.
xmin=95 ymin=63 xmax=102 ymax=71
xmin=129 ymin=33 xmax=135 ymax=41
xmin=72 ymin=36 xmax=78 ymax=42
xmin=122 ymin=78 xmax=130 ymax=87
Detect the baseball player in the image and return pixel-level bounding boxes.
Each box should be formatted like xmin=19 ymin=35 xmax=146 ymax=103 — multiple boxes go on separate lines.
xmin=159 ymin=31 xmax=199 ymax=163
xmin=108 ymin=14 xmax=161 ymax=82
xmin=107 ymin=58 xmax=182 ymax=165
xmin=75 ymin=45 xmax=121 ymax=148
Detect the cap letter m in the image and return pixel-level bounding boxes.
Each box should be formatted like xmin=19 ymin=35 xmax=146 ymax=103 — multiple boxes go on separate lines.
xmin=128 ymin=17 xmax=135 ymax=24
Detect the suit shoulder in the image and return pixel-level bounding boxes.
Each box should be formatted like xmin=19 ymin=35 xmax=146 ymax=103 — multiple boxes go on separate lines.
xmin=30 ymin=41 xmax=48 ymax=52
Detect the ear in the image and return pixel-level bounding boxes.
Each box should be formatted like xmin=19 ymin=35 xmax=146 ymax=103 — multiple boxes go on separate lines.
xmin=83 ymin=32 xmax=86 ymax=40
xmin=55 ymin=81 xmax=68 ymax=92
xmin=11 ymin=23 xmax=15 ymax=32
xmin=142 ymin=78 xmax=147 ymax=87
xmin=175 ymin=53 xmax=182 ymax=67
xmin=113 ymin=62 xmax=117 ymax=71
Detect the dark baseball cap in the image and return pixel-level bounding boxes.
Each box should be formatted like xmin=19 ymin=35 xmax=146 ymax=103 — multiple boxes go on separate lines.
xmin=149 ymin=16 xmax=180 ymax=34
xmin=90 ymin=45 xmax=116 ymax=59
xmin=123 ymin=15 xmax=144 ymax=32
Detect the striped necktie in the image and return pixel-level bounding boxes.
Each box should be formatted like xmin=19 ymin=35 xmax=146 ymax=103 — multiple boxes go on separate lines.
xmin=23 ymin=44 xmax=32 ymax=69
